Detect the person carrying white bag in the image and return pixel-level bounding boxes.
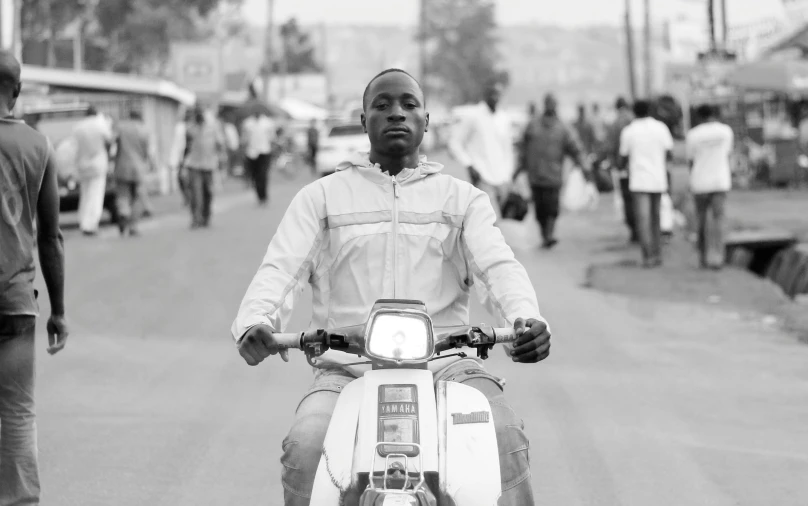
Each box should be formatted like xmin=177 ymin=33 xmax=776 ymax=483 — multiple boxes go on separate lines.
xmin=513 ymin=93 xmax=590 ymax=249
xmin=561 ymin=164 xmax=599 ymax=213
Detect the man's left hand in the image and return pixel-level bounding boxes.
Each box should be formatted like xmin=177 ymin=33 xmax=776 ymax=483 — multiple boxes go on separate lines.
xmin=510 ymin=318 xmax=551 ymax=363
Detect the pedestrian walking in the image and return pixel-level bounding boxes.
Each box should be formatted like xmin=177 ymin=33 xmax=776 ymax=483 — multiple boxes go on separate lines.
xmin=183 ymin=106 xmax=225 ymax=228
xmin=686 ymin=104 xmax=734 ymax=270
xmin=241 ymin=111 xmax=274 ymax=205
xmin=605 ymin=97 xmax=637 ymax=242
xmin=515 ymin=93 xmax=588 ymax=249
xmin=619 ymin=99 xmax=674 ymax=268
xmin=590 ymin=103 xmax=607 ymax=150
xmin=113 ymin=110 xmax=155 ymax=236
xmin=448 ymin=78 xmax=515 ymax=219
xmin=306 ymin=119 xmax=320 ymax=175
xmin=574 ymin=103 xmax=598 ymax=159
xmin=72 ymin=105 xmax=114 ymax=236
xmin=0 ymin=49 xmax=69 ymax=506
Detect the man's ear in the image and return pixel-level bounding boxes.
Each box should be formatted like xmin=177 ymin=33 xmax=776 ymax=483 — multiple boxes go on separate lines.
xmin=360 ymin=112 xmax=367 ymax=133
xmin=425 ymin=112 xmax=430 ymax=132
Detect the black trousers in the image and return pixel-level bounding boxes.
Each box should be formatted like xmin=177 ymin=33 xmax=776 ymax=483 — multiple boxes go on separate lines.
xmin=246 ymin=154 xmax=271 ymax=203
xmin=530 ymin=185 xmax=561 ymax=242
xmin=619 ymin=177 xmax=637 ymax=241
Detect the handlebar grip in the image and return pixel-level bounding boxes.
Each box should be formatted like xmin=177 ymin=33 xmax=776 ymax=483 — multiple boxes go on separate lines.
xmin=272 ymin=332 xmax=302 ymax=349
xmin=493 ymin=328 xmax=518 ymax=344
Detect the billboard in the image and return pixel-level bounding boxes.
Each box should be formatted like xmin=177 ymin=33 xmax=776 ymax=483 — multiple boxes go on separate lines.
xmin=170 ymin=43 xmax=223 ymax=96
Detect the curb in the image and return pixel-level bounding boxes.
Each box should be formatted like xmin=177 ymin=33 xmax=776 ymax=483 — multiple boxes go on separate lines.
xmin=765 ymin=243 xmax=808 ymax=299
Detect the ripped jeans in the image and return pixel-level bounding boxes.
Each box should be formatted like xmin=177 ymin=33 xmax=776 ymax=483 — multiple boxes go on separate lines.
xmin=280 ymin=359 xmax=533 ymax=505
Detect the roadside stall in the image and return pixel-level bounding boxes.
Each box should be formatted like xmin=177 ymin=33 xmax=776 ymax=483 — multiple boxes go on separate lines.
xmin=725 ymin=59 xmax=808 ymax=187
xmin=18 ymin=65 xmax=196 ymax=195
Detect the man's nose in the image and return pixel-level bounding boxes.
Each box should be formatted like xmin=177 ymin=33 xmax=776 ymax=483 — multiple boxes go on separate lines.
xmin=387 ymin=104 xmax=405 ymax=121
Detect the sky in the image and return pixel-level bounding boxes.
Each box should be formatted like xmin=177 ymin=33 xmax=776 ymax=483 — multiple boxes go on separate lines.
xmin=240 ymin=0 xmax=793 ymax=28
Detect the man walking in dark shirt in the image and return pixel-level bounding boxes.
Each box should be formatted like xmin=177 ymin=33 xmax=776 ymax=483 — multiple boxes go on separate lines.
xmin=515 ymin=93 xmax=588 ymax=249
xmin=0 ymin=49 xmax=69 ymax=506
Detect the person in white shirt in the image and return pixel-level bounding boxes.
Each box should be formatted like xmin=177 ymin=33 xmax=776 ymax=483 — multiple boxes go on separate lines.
xmin=449 ymin=79 xmax=515 ymax=219
xmin=72 ymin=106 xmax=114 ymax=236
xmin=686 ymin=104 xmax=734 ymax=270
xmin=619 ymin=100 xmax=674 ymax=267
xmin=241 ymin=111 xmax=275 ymax=205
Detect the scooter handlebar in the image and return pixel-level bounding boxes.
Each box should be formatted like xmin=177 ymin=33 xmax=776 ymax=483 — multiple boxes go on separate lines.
xmin=491 ymin=327 xmax=518 ymax=344
xmin=272 ymin=332 xmax=302 ymax=349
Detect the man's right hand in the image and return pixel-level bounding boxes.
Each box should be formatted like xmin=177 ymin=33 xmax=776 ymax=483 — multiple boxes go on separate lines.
xmin=237 ymin=324 xmax=289 ymax=366
xmin=46 ymin=315 xmax=68 ymax=355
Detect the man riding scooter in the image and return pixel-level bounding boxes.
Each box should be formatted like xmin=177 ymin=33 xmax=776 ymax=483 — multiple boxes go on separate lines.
xmin=231 ymin=69 xmax=552 ymax=505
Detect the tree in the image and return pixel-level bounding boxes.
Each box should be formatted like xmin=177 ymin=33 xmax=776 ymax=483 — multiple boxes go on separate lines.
xmin=275 ymin=18 xmax=322 ymax=74
xmin=94 ymin=0 xmax=225 ymax=74
xmin=419 ymin=0 xmax=502 ymax=105
xmin=20 ymin=0 xmax=83 ymax=66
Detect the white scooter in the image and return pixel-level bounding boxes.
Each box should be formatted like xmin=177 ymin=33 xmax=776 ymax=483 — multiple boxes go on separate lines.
xmin=273 ymin=298 xmax=518 ymax=506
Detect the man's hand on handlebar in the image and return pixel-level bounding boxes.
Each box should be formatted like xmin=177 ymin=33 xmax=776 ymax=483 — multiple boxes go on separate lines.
xmin=238 ymin=324 xmax=289 ymax=366
xmin=510 ymin=318 xmax=551 ymax=363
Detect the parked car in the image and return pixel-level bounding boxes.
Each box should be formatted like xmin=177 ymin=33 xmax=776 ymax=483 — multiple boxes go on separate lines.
xmin=316 ymin=124 xmax=370 ymax=177
xmin=22 ymin=104 xmax=119 ymax=219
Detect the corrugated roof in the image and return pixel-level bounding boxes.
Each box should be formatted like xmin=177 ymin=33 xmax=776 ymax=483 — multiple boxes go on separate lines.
xmin=20 ymin=65 xmax=196 ymax=106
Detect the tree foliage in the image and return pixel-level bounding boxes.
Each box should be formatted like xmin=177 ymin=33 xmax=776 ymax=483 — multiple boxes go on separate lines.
xmin=95 ymin=0 xmax=222 ymax=74
xmin=274 ymin=18 xmax=322 ymax=74
xmin=419 ymin=0 xmax=502 ymax=105
xmin=21 ymin=0 xmax=236 ymax=74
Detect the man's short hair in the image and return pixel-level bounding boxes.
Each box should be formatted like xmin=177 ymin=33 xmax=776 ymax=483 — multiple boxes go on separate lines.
xmin=0 ymin=49 xmax=21 ymax=97
xmin=362 ymin=68 xmax=422 ymax=111
xmin=129 ymin=109 xmax=143 ymax=121
xmin=696 ymin=104 xmax=715 ymax=120
xmin=633 ymin=100 xmax=651 ymax=118
xmin=86 ymin=106 xmax=98 ymax=116
xmin=615 ymin=96 xmax=628 ymax=109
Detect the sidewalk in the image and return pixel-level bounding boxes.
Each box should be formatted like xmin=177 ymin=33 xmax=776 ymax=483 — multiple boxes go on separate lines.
xmin=564 ymin=195 xmax=808 ymax=344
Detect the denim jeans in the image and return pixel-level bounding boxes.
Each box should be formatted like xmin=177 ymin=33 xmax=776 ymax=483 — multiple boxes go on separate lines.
xmin=0 ymin=316 xmax=39 ymax=506
xmin=693 ymin=192 xmax=727 ymax=268
xmin=633 ymin=192 xmax=662 ymax=264
xmin=188 ymin=168 xmax=213 ymax=227
xmin=280 ymin=359 xmax=534 ymax=505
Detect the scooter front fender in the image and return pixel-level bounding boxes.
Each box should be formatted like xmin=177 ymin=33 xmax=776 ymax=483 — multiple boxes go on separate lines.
xmin=437 ymin=380 xmax=501 ymax=505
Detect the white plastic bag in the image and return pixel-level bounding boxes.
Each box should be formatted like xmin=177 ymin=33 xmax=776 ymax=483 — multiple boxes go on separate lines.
xmin=562 ymin=170 xmax=599 ymax=212
xmin=660 ymin=192 xmax=674 ymax=233
xmin=561 ymin=170 xmax=588 ymax=212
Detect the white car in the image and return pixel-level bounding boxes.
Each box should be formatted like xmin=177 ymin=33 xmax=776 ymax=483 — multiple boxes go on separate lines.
xmin=316 ymin=124 xmax=370 ymax=177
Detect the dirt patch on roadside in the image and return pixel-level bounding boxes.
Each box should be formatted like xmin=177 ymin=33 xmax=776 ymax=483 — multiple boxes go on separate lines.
xmin=585 ymin=233 xmax=808 ymax=343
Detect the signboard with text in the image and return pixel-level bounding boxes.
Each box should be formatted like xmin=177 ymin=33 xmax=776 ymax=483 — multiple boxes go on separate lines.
xmin=170 ymin=43 xmax=223 ymax=97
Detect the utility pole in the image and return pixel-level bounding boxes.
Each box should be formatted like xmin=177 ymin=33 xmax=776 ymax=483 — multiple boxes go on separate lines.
xmin=262 ymin=0 xmax=274 ymax=103
xmin=720 ymin=0 xmax=727 ymax=50
xmin=419 ymin=0 xmax=428 ymax=99
xmin=624 ymin=0 xmax=637 ymax=101
xmin=643 ymin=0 xmax=652 ymax=97
xmin=708 ymin=0 xmax=716 ymax=53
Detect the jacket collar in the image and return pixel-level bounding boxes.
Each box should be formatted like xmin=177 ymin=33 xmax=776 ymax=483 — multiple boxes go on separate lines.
xmin=335 ymin=151 xmax=444 ymax=186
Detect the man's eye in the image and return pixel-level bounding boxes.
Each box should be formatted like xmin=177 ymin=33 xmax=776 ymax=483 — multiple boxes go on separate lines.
xmin=405 ymin=103 xmax=417 ymax=109
xmin=375 ymin=103 xmax=388 ymax=110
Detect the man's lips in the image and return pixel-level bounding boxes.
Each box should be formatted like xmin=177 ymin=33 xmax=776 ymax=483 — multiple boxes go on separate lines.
xmin=384 ymin=126 xmax=410 ymax=134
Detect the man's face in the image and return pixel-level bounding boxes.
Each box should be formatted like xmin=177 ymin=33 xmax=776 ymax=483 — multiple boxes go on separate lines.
xmin=544 ymin=95 xmax=558 ymax=115
xmin=484 ymin=84 xmax=502 ymax=108
xmin=361 ymin=72 xmax=428 ymax=157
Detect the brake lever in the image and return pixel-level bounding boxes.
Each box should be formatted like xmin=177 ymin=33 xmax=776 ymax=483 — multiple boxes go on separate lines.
xmin=470 ymin=325 xmax=496 ymax=361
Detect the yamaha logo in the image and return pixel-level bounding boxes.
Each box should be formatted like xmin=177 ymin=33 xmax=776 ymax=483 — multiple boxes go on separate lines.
xmin=380 ymin=403 xmax=417 ymax=415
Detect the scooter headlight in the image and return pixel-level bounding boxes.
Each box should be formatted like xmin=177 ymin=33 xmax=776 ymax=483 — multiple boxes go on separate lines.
xmin=366 ymin=311 xmax=434 ymax=362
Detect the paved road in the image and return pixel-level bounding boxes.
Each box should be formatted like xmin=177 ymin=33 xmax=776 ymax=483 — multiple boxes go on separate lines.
xmin=30 ymin=159 xmax=808 ymax=505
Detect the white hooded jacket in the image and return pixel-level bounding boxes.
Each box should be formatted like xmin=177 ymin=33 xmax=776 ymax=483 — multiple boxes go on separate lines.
xmin=231 ymin=152 xmax=546 ymax=376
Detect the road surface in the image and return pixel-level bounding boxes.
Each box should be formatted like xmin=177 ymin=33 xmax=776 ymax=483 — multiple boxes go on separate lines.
xmin=30 ymin=160 xmax=808 ymax=506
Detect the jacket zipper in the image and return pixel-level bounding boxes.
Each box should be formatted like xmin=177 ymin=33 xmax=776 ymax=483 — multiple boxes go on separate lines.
xmin=392 ymin=174 xmax=400 ymax=297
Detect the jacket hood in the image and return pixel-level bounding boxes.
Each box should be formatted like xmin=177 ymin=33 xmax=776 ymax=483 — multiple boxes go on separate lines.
xmin=335 ymin=151 xmax=443 ymax=184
